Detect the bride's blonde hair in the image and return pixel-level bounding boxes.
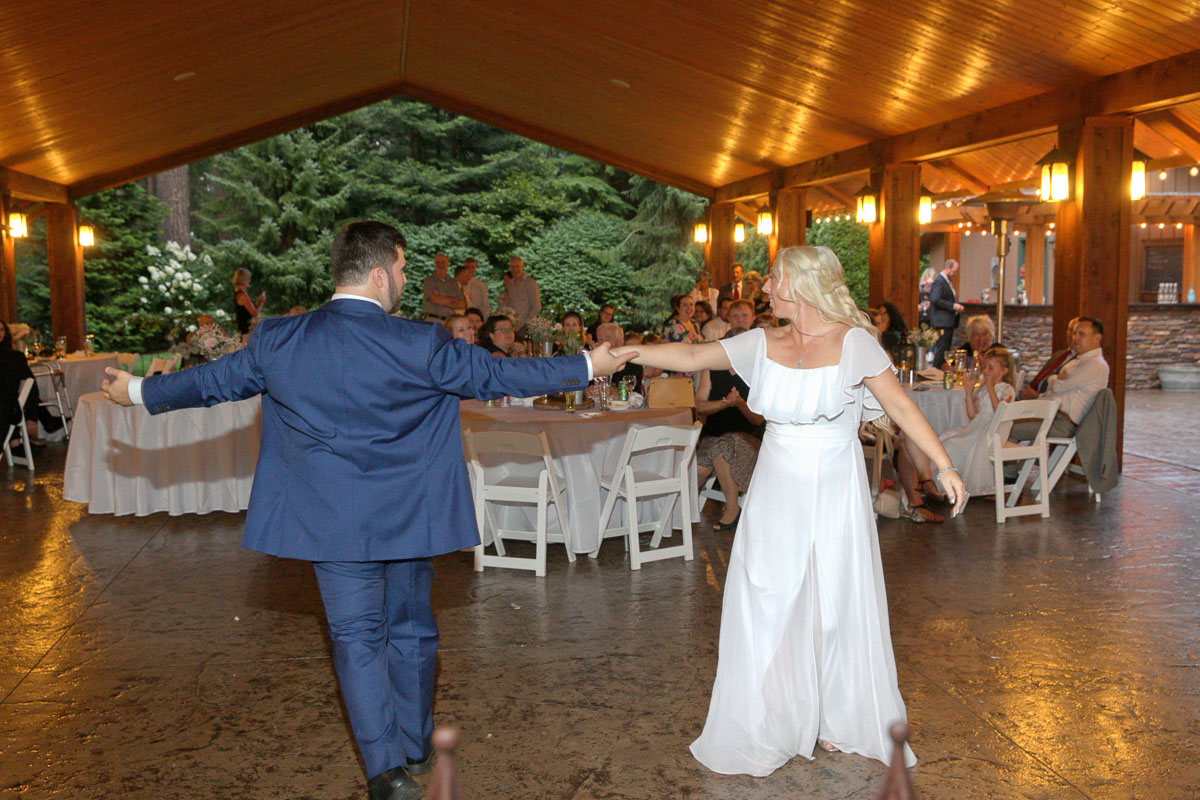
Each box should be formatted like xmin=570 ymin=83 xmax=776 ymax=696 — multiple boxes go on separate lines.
xmin=772 ymin=246 xmax=877 ymax=336
xmin=775 ymin=246 xmax=891 ymax=430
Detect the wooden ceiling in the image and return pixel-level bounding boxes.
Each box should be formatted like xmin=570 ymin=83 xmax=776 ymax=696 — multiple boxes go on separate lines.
xmin=4 ymin=0 xmax=1200 ymax=202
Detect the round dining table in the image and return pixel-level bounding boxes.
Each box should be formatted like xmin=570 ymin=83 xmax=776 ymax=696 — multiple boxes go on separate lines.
xmin=459 ymin=400 xmax=696 ymax=554
xmin=63 ymin=392 xmax=262 ymax=516
xmin=904 ymin=383 xmax=969 ymax=435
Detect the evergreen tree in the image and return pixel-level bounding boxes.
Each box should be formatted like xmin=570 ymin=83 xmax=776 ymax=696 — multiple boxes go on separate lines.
xmin=620 ymin=178 xmax=708 ymax=326
xmin=515 ymin=210 xmax=634 ymax=321
xmin=810 ymin=219 xmax=870 ymax=308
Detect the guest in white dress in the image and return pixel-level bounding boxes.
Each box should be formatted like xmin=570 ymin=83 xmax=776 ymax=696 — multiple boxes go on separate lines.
xmin=905 ymin=346 xmax=1016 ymax=496
xmin=611 ymin=246 xmax=967 ymax=776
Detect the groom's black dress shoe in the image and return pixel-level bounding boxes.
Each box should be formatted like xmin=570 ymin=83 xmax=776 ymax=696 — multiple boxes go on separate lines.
xmin=367 ymin=766 xmax=421 ymax=800
xmin=406 ymin=748 xmax=434 ymax=776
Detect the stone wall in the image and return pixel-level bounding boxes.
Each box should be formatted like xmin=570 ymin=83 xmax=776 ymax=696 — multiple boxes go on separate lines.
xmin=954 ymin=303 xmax=1200 ymax=389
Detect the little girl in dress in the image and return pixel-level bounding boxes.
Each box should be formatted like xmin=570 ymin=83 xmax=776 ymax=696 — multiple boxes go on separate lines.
xmin=911 ymin=346 xmax=1017 ymax=496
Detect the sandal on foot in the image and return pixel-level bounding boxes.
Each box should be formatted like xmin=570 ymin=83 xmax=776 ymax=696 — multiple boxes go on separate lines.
xmin=905 ymin=502 xmax=944 ymax=524
xmin=818 ymin=740 xmax=840 ymax=752
xmin=713 ymin=510 xmax=741 ymax=532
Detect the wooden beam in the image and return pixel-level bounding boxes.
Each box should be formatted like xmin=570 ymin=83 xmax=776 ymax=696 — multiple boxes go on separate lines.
xmin=1139 ymin=109 xmax=1200 ymax=163
xmin=45 ymin=203 xmax=86 ymax=352
xmin=0 ymin=196 xmax=14 ymax=323
xmin=1024 ymin=224 xmax=1046 ymax=305
xmin=1052 ymin=116 xmax=1132 ymax=459
xmin=868 ymin=163 xmax=921 ymax=325
xmin=1184 ymin=224 xmax=1199 ymax=301
xmin=705 ymin=203 xmax=735 ymax=287
xmin=930 ymin=159 xmax=989 ymax=194
xmin=716 ymin=47 xmax=1200 ymax=203
xmin=0 ymin=168 xmax=68 ymax=204
xmin=772 ymin=187 xmax=806 ymax=264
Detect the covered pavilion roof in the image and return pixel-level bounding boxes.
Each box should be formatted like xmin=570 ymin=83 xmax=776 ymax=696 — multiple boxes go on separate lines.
xmin=3 ymin=1 xmax=1200 ymax=205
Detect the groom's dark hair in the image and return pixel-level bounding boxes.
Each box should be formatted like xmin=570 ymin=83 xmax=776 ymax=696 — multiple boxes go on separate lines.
xmin=331 ymin=221 xmax=408 ymax=286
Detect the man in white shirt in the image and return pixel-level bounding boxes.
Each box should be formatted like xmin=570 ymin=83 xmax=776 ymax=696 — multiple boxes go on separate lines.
xmin=1010 ymin=316 xmax=1109 ymax=441
xmin=458 ymin=257 xmax=490 ymax=316
xmin=702 ymin=297 xmax=733 ymax=341
xmin=498 ymin=256 xmax=541 ymax=329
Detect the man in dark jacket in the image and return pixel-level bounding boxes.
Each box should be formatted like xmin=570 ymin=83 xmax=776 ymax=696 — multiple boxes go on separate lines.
xmin=928 ymin=259 xmax=963 ymax=368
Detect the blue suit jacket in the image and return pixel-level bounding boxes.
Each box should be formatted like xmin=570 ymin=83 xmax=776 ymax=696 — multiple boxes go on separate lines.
xmin=140 ymin=299 xmax=589 ymax=561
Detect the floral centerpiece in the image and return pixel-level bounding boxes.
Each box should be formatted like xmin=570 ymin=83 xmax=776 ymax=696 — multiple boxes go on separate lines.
xmin=555 ymin=326 xmax=583 ymax=356
xmin=525 ymin=316 xmax=557 ymax=351
xmin=907 ymin=325 xmax=938 ymax=348
xmin=172 ymin=322 xmax=243 ymax=364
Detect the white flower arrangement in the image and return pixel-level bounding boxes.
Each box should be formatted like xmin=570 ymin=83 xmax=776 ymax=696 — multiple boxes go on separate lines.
xmin=140 ymin=242 xmax=214 ymax=319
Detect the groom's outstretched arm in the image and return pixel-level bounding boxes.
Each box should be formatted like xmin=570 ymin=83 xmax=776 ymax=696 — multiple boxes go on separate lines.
xmin=102 ymin=330 xmax=267 ymax=413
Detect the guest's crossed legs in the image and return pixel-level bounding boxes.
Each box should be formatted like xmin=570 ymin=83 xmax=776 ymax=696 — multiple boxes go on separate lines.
xmin=313 ymin=558 xmax=437 ymax=780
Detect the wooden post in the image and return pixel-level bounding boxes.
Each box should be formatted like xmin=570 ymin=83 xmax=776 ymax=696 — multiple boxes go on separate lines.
xmin=1052 ymin=116 xmax=1132 ymax=460
xmin=1024 ymin=224 xmax=1046 ymax=304
xmin=944 ymin=231 xmax=962 ymax=294
xmin=868 ymin=163 xmax=922 ymax=323
xmin=0 ymin=197 xmax=15 ymax=323
xmin=772 ymin=187 xmax=807 ymax=264
xmin=45 ymin=203 xmax=86 ymax=352
xmin=1183 ymin=223 xmax=1199 ymax=300
xmin=705 ymin=202 xmax=736 ymax=287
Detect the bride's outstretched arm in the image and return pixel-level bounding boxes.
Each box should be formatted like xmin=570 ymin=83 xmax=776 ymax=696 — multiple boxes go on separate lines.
xmin=865 ymin=369 xmax=968 ymax=515
xmin=609 ymin=341 xmax=730 ymax=374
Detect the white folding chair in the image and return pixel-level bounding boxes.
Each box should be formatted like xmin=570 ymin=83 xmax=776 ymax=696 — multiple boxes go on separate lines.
xmin=589 ymin=423 xmax=701 ymax=570
xmin=859 ymin=422 xmax=894 ymax=498
xmin=3 ymin=378 xmax=35 ymax=471
xmin=988 ymin=399 xmax=1060 ymax=522
xmin=29 ymin=360 xmax=72 ymax=438
xmin=645 ymin=377 xmax=696 ymax=410
xmin=1041 ymin=389 xmax=1112 ymax=505
xmin=464 ymin=428 xmax=573 ymax=577
xmin=699 ymin=472 xmax=725 ymax=509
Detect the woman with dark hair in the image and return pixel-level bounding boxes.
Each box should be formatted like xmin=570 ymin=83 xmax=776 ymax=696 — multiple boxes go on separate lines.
xmin=558 ymin=311 xmax=587 ymax=352
xmin=0 ymin=321 xmax=62 ymax=440
xmin=871 ymin=302 xmax=908 ymax=354
xmin=478 ymin=314 xmax=523 ymax=357
xmin=586 ymin=304 xmax=615 ymax=342
xmin=662 ymin=294 xmax=703 ymax=346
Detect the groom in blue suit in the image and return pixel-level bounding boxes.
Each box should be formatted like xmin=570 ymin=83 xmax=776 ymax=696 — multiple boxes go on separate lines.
xmin=102 ymin=221 xmax=633 ymax=800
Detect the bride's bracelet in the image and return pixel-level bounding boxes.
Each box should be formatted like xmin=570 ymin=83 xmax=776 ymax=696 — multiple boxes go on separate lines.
xmin=935 ymin=466 xmax=960 ymax=483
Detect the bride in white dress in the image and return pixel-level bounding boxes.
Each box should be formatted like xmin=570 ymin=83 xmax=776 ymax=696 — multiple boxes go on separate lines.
xmin=613 ymin=247 xmax=967 ymax=776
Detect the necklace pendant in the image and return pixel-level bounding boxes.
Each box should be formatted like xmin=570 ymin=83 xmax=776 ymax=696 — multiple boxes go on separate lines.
xmin=796 ymin=358 xmax=803 ymax=368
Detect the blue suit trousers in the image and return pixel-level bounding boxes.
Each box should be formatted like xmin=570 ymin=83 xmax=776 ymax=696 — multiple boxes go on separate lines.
xmin=312 ymin=559 xmax=437 ymax=779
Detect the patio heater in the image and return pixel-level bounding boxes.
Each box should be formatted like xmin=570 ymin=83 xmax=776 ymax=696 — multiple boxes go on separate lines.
xmin=960 ymin=190 xmax=1035 ymax=343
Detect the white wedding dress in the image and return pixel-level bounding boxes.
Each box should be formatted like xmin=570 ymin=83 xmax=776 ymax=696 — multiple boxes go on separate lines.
xmin=939 ymin=381 xmax=1015 ymax=495
xmin=690 ymin=326 xmax=916 ymax=775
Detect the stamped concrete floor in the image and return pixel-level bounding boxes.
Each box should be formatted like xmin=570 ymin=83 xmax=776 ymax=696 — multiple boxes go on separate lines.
xmin=2 ymin=392 xmax=1198 ymax=799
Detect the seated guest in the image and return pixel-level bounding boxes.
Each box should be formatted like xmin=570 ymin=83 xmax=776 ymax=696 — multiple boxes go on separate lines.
xmin=595 ymin=322 xmax=641 ymax=388
xmin=871 ymin=302 xmax=908 ymax=355
xmin=478 ymin=314 xmax=524 ymax=357
xmin=558 ymin=311 xmax=587 ymax=352
xmin=960 ymin=314 xmax=995 ymax=357
xmin=725 ymin=299 xmax=755 ymax=334
xmin=662 ymin=294 xmax=703 ymax=345
xmin=901 ymin=345 xmax=1018 ymax=498
xmin=703 ymin=297 xmax=732 ymax=342
xmin=624 ymin=330 xmax=643 ymax=347
xmin=695 ymin=326 xmax=764 ymax=532
xmin=637 ymin=333 xmax=664 ymax=390
xmin=443 ymin=314 xmax=475 ymax=344
xmin=693 ymin=300 xmax=714 ymax=330
xmin=586 ymin=304 xmax=616 ymax=342
xmin=1012 ymin=316 xmax=1108 ymax=440
xmin=1026 ymin=316 xmax=1079 ymax=392
xmin=0 ymin=320 xmax=63 ymax=440
xmin=464 ymin=307 xmax=485 ymax=334
xmin=751 ymin=312 xmax=777 ymax=330
xmin=689 ymin=272 xmax=720 ymax=313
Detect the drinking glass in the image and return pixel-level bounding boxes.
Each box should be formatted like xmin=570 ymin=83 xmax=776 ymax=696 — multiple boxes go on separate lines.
xmin=564 ymin=391 xmax=576 ymax=412
xmin=55 ymin=336 xmax=68 ymax=358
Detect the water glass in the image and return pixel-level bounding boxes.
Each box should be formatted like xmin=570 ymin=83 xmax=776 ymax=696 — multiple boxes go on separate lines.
xmin=564 ymin=391 xmax=575 ymax=412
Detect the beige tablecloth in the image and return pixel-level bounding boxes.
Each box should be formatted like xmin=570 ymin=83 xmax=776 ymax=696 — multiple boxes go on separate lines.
xmin=63 ymin=392 xmax=261 ymax=516
xmin=905 ymin=385 xmax=968 ymax=436
xmin=459 ymin=401 xmax=697 ymax=553
xmin=33 ymin=354 xmax=119 ymax=413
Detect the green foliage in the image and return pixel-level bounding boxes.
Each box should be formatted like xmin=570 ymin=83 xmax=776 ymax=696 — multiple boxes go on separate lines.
xmin=620 ymin=178 xmax=708 ymax=326
xmin=515 ymin=210 xmax=634 ymax=320
xmin=79 ymin=185 xmax=170 ymax=350
xmin=810 ymin=219 xmax=870 ymax=308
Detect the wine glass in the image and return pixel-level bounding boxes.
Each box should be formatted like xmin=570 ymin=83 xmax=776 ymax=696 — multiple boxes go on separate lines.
xmin=29 ymin=331 xmax=44 ymax=359
xmin=55 ymin=336 xmax=68 ymax=358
